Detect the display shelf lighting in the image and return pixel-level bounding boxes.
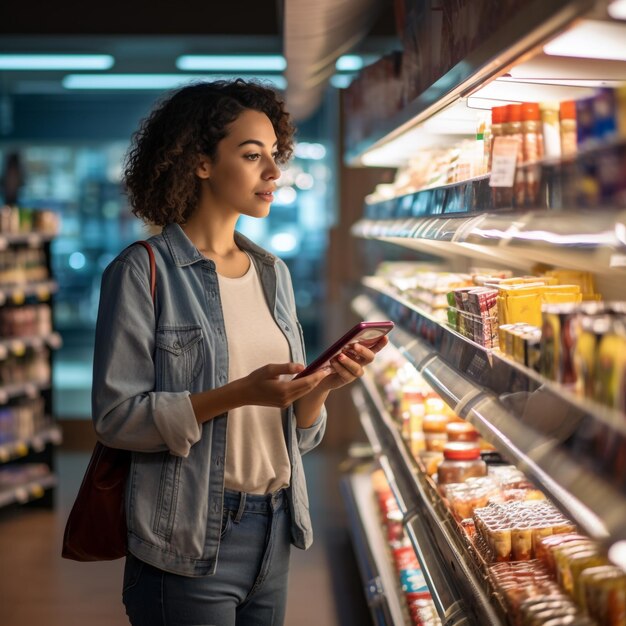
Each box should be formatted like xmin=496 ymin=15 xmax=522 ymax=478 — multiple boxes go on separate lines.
xmin=335 ymin=54 xmax=378 ymax=71
xmin=609 ymin=0 xmax=626 ymax=19
xmin=0 ymin=54 xmax=114 ymax=70
xmin=543 ymin=19 xmax=626 ymax=61
xmin=467 ymin=77 xmax=595 ymax=109
xmin=63 ymin=74 xmax=287 ymax=90
xmin=176 ymin=55 xmax=286 ymax=72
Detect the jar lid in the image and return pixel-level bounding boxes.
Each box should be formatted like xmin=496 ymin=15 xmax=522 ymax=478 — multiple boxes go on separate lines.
xmin=446 ymin=422 xmax=479 ymax=440
xmin=443 ymin=442 xmax=481 ymax=460
xmin=423 ymin=414 xmax=449 ymax=433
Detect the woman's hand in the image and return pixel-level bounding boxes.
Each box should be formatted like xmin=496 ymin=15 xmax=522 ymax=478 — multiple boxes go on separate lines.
xmin=237 ymin=362 xmax=330 ymax=409
xmin=313 ymin=335 xmax=389 ymax=393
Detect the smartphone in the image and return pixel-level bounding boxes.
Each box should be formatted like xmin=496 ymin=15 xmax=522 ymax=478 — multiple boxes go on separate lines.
xmin=293 ymin=320 xmax=394 ymax=379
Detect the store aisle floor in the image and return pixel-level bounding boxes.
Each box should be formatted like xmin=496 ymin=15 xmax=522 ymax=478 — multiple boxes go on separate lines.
xmin=0 ymin=446 xmax=372 ymax=626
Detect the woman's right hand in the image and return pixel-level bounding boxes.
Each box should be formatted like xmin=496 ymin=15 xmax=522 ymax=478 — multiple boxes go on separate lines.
xmin=238 ymin=362 xmax=330 ymax=409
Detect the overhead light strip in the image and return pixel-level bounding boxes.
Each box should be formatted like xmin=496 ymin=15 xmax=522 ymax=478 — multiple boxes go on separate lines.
xmin=62 ymin=74 xmax=287 ymax=90
xmin=0 ymin=54 xmax=114 ymax=70
xmin=543 ymin=20 xmax=626 ymax=61
xmin=176 ymin=55 xmax=286 ymax=72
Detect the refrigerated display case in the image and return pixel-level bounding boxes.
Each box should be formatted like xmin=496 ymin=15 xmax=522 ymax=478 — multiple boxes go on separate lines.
xmin=341 ymin=1 xmax=626 ymax=624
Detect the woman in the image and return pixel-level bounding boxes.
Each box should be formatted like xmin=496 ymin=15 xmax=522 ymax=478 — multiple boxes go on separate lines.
xmin=92 ymin=79 xmax=388 ymax=626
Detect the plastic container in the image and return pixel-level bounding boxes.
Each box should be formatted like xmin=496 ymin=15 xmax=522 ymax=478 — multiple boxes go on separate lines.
xmin=423 ymin=413 xmax=449 ymax=452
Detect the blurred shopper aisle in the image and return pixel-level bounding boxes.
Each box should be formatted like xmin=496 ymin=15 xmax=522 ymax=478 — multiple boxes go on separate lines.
xmin=0 ymin=445 xmax=372 ymax=626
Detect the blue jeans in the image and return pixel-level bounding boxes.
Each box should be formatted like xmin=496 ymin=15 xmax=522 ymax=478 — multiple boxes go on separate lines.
xmin=122 ymin=489 xmax=291 ymax=626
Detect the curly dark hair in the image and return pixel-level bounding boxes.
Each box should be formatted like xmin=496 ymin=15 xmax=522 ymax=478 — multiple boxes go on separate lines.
xmin=124 ymin=79 xmax=295 ymax=226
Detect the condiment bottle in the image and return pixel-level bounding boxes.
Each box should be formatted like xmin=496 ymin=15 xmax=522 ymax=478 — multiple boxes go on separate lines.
xmin=560 ymin=101 xmax=578 ymax=156
xmin=540 ymin=101 xmax=561 ymax=159
xmin=488 ymin=105 xmax=506 ymax=171
xmin=504 ymin=103 xmax=525 ymax=207
xmin=521 ymin=102 xmax=544 ymax=207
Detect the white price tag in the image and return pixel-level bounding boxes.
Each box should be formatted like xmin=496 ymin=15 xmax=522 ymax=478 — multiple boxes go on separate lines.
xmin=489 ymin=137 xmax=520 ymax=188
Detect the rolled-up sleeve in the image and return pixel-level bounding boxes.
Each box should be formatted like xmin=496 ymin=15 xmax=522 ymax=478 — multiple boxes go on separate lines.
xmin=295 ymin=405 xmax=327 ymax=455
xmin=92 ymin=258 xmax=201 ymax=457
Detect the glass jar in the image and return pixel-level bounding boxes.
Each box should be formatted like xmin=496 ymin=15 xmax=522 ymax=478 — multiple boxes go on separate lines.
xmin=437 ymin=442 xmax=487 ymax=489
xmin=446 ymin=421 xmax=479 ymax=443
xmin=423 ymin=413 xmax=449 ymax=452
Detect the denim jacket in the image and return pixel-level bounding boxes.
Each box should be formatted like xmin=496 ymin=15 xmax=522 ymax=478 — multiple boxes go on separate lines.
xmin=92 ymin=223 xmax=326 ymax=577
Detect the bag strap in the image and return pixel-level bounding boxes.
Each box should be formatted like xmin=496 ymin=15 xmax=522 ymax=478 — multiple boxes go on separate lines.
xmin=133 ymin=240 xmax=156 ymax=302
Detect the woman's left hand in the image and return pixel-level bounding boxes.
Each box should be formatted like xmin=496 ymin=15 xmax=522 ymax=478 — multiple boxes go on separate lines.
xmin=315 ymin=335 xmax=389 ymax=393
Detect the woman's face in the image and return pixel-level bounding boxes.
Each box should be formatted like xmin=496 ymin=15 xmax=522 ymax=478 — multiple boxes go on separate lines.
xmin=200 ymin=108 xmax=282 ymax=218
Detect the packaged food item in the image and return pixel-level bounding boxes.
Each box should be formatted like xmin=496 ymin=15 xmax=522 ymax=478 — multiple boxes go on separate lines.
xmin=595 ymin=317 xmax=626 ymax=412
xmin=489 ymin=105 xmax=506 ymax=171
xmin=437 ymin=442 xmax=487 ymax=492
xmin=574 ymin=313 xmax=611 ymax=399
xmin=522 ymin=102 xmax=544 ymax=207
xmin=540 ymin=304 xmax=580 ymax=386
xmin=498 ymin=285 xmax=544 ymax=327
xmin=576 ymin=97 xmax=595 ymax=149
xmin=541 ymin=101 xmax=562 ymax=159
xmin=579 ymin=565 xmax=626 ymax=625
xmin=536 ymin=533 xmax=589 ymax=570
xmin=617 ymin=85 xmax=626 ymax=139
xmin=446 ymin=421 xmax=480 ymax=443
xmin=560 ymin=101 xmax=578 ymax=156
xmin=423 ymin=414 xmax=449 ymax=452
xmin=592 ymin=88 xmax=618 ymax=142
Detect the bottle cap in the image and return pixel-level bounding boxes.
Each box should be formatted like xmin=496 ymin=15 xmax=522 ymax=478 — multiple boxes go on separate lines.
xmin=491 ymin=106 xmax=506 ymax=124
xmin=560 ymin=100 xmax=576 ymax=120
xmin=521 ymin=102 xmax=540 ymax=121
xmin=506 ymin=103 xmax=522 ymax=122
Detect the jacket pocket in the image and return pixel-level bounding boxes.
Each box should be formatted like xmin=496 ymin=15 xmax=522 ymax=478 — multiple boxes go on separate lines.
xmin=153 ymin=453 xmax=182 ymax=540
xmin=155 ymin=325 xmax=204 ymax=392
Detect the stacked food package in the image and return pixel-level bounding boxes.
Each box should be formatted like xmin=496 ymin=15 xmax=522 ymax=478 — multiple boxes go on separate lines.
xmin=373 ymin=263 xmax=626 ymax=412
xmin=369 ymin=354 xmax=626 ymax=625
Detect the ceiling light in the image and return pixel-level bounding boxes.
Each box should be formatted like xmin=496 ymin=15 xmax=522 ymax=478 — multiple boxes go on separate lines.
xmin=176 ymin=55 xmax=286 ymax=72
xmin=544 ymin=19 xmax=626 ymax=61
xmin=0 ymin=54 xmax=114 ymax=70
xmin=63 ymin=74 xmax=287 ymax=90
xmin=609 ymin=0 xmax=626 ymax=19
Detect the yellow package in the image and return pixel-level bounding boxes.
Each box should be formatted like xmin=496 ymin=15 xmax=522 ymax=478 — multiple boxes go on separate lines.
xmin=545 ymin=270 xmax=597 ymax=298
xmin=540 ymin=284 xmax=582 ymax=305
xmin=498 ymin=286 xmax=543 ymax=326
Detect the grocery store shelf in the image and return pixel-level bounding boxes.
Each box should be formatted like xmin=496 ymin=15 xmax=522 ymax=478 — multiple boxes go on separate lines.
xmin=353 ymin=207 xmax=626 ymax=274
xmin=0 ymin=424 xmax=62 ymax=464
xmin=0 ymin=380 xmax=51 ymax=404
xmin=0 ymin=332 xmax=62 ymax=360
xmin=354 ymin=285 xmax=626 ymax=544
xmin=340 ymin=470 xmax=409 ymax=626
xmin=0 ymin=280 xmax=58 ymax=306
xmin=0 ymin=472 xmax=57 ymax=509
xmin=0 ymin=232 xmax=56 ymax=249
xmin=344 ymin=0 xmax=590 ymax=164
xmin=352 ymin=381 xmax=503 ymax=626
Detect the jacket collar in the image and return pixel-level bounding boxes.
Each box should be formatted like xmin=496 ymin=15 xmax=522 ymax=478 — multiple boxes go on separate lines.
xmin=162 ymin=223 xmax=276 ymax=268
